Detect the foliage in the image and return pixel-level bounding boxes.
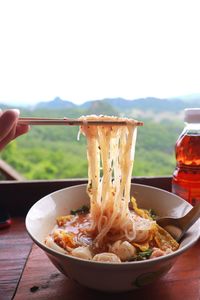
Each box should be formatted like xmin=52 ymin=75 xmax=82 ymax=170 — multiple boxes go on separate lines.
xmin=0 ymin=106 xmax=183 ymax=180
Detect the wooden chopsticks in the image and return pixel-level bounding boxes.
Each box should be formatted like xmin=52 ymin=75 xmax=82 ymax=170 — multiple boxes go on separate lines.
xmin=18 ymin=117 xmax=144 ymax=126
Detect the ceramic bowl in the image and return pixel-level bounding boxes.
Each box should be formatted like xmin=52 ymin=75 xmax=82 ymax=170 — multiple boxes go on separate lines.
xmin=26 ymin=183 xmax=200 ymax=292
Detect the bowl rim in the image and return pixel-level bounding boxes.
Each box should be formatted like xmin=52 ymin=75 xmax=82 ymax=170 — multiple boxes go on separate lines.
xmin=26 ymin=183 xmax=200 ymax=267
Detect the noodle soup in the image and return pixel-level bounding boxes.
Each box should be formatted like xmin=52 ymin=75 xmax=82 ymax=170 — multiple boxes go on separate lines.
xmin=45 ymin=115 xmax=179 ymax=263
xmin=45 ymin=199 xmax=179 ymax=262
xmin=26 ymin=183 xmax=199 ymax=292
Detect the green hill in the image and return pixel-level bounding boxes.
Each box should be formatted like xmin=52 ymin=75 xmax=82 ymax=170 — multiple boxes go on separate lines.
xmin=0 ymin=97 xmax=188 ymax=180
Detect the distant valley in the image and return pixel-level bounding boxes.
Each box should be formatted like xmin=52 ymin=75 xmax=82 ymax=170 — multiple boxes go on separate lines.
xmin=0 ymin=95 xmax=199 ymax=180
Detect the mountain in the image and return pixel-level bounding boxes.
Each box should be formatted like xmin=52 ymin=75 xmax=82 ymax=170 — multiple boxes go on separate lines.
xmin=0 ymin=103 xmax=12 ymax=109
xmin=103 ymin=98 xmax=135 ymax=109
xmin=76 ymin=97 xmax=200 ymax=121
xmin=81 ymin=97 xmax=135 ymax=110
xmin=84 ymin=100 xmax=118 ymax=116
xmin=35 ymin=97 xmax=76 ymax=109
xmin=171 ymin=94 xmax=200 ymax=103
xmin=105 ymin=97 xmax=200 ymax=112
xmin=121 ymin=97 xmax=185 ymax=112
xmin=29 ymin=96 xmax=200 ymax=119
xmin=2 ymin=95 xmax=199 ymax=118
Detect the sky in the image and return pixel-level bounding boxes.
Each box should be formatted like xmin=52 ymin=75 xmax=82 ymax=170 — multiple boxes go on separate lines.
xmin=0 ymin=0 xmax=200 ymax=106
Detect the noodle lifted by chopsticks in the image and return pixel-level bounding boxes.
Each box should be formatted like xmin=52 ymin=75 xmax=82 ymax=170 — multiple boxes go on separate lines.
xmin=79 ymin=115 xmax=138 ymax=247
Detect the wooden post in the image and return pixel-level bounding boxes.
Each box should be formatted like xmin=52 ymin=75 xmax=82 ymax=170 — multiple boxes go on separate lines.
xmin=0 ymin=159 xmax=25 ymax=181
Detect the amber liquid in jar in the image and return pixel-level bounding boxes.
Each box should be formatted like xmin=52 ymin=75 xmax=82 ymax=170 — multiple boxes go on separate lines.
xmin=172 ymin=132 xmax=200 ymax=206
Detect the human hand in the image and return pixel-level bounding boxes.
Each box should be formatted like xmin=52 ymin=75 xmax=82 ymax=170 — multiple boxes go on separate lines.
xmin=0 ymin=109 xmax=30 ymax=151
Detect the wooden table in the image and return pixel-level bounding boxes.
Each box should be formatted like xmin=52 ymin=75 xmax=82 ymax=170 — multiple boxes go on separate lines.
xmin=0 ymin=178 xmax=200 ymax=300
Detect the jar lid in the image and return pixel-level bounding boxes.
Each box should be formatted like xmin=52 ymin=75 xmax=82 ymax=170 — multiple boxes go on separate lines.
xmin=184 ymin=108 xmax=200 ymax=123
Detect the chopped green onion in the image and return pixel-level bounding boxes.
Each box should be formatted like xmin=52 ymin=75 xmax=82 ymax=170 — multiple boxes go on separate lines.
xmin=148 ymin=209 xmax=157 ymax=220
xmin=71 ymin=205 xmax=89 ymax=215
xmin=129 ymin=248 xmax=153 ymax=261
